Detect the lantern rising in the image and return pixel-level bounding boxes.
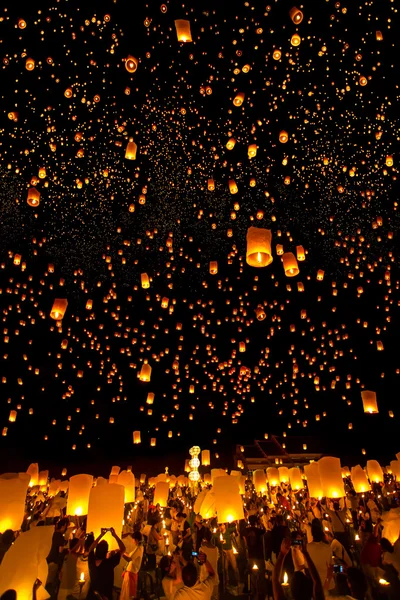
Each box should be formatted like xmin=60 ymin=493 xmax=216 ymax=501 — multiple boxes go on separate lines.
xmin=361 ymin=390 xmax=378 ymax=414
xmin=246 ymin=227 xmax=273 ymax=267
xmin=175 ymin=20 xmax=192 ymax=42
xmin=50 ymin=298 xmax=68 ymax=320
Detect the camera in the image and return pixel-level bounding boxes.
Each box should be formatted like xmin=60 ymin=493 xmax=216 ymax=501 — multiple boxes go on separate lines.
xmin=333 ymin=564 xmax=344 ymax=574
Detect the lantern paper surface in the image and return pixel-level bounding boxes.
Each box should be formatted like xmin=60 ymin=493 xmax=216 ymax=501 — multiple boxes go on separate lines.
xmin=175 ymin=20 xmax=192 ymax=42
xmin=117 ymin=470 xmax=135 ymax=503
xmin=0 ymin=477 xmax=30 ymax=532
xmin=366 ymin=460 xmax=383 ymax=483
xmin=351 ymin=465 xmax=370 ymax=493
xmin=278 ymin=467 xmax=290 ymax=483
xmin=201 ymin=450 xmax=210 ymax=466
xmin=196 ymin=490 xmax=216 ymax=519
xmin=153 ymin=481 xmax=169 ymax=507
xmin=67 ymin=474 xmax=93 ymax=516
xmin=246 ymin=227 xmax=273 ymax=267
xmin=211 ymin=468 xmax=226 ymax=484
xmin=214 ymin=475 xmax=244 ymax=523
xmin=304 ymin=463 xmax=323 ymax=499
xmin=318 ymin=457 xmax=345 ymax=498
xmin=253 ymin=469 xmax=267 ymax=493
xmin=87 ymin=483 xmax=124 ymax=550
xmin=361 ymin=390 xmax=379 ymax=413
xmin=289 ymin=467 xmax=303 ymax=490
xmin=27 ymin=463 xmax=39 ymax=486
xmin=267 ymin=467 xmax=279 ymax=486
xmin=0 ymin=526 xmax=53 ymax=600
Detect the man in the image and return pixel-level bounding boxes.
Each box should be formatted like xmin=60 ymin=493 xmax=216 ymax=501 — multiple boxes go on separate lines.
xmin=213 ymin=522 xmax=240 ymax=588
xmin=325 ymin=530 xmax=352 ymax=568
xmin=87 ymin=527 xmax=126 ymax=600
xmin=173 ymin=551 xmax=215 ymax=600
xmin=46 ymin=517 xmax=69 ymax=599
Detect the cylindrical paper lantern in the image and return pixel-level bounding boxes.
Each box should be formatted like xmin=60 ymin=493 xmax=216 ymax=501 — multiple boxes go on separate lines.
xmin=318 ymin=457 xmax=345 ymax=498
xmin=214 ymin=476 xmax=244 ymax=523
xmin=253 ymin=469 xmax=267 ymax=493
xmin=201 ymin=450 xmax=210 ymax=466
xmin=267 ymin=467 xmax=279 ymax=487
xmin=304 ymin=463 xmax=323 ymax=499
xmin=67 ymin=474 xmax=93 ymax=516
xmin=196 ymin=490 xmax=216 ymax=519
xmin=230 ymin=472 xmax=245 ymax=495
xmin=366 ymin=460 xmax=383 ymax=483
xmin=87 ymin=483 xmax=124 ymax=550
xmin=154 ymin=481 xmax=169 ymax=507
xmin=282 ymin=252 xmax=299 ymax=277
xmin=50 ymin=298 xmax=68 ymax=320
xmin=125 ymin=140 xmax=137 ymax=160
xmin=175 ymin=19 xmax=192 ymax=42
xmin=139 ymin=363 xmax=151 ymax=382
xmin=246 ymin=227 xmax=273 ymax=267
xmin=26 ymin=463 xmax=39 ymax=487
xmin=0 ymin=478 xmax=29 ymax=532
xmin=361 ymin=390 xmax=378 ymax=413
xmin=133 ymin=431 xmax=141 ymax=444
xmin=279 ymin=467 xmax=290 ymax=483
xmin=141 ymin=273 xmax=150 ymax=289
xmin=351 ymin=465 xmax=370 ymax=493
xmin=117 ymin=471 xmax=135 ymax=503
xmin=289 ymin=467 xmax=303 ymax=490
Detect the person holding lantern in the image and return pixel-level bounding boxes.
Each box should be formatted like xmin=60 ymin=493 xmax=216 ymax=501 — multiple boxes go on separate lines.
xmin=86 ymin=527 xmax=126 ymax=600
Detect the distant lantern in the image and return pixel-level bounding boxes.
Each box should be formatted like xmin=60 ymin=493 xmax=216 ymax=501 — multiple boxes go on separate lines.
xmin=125 ymin=55 xmax=138 ymax=73
xmin=133 ymin=431 xmax=141 ymax=444
xmin=273 ymin=49 xmax=282 ymax=60
xmin=289 ymin=7 xmax=303 ymax=23
xmin=226 ymin=138 xmax=236 ymax=150
xmin=246 ymin=227 xmax=273 ymax=267
xmin=175 ymin=19 xmax=192 ymax=42
xmin=161 ymin=297 xmax=169 ymax=308
xmin=146 ymin=392 xmax=154 ymax=404
xmin=141 ymin=273 xmax=150 ymax=288
xmin=316 ymin=269 xmax=325 ymax=281
xmin=139 ymin=363 xmax=151 ymax=382
xmin=318 ymin=457 xmax=345 ymax=498
xmin=201 ymin=450 xmax=210 ymax=466
xmin=351 ymin=465 xmax=370 ymax=493
xmin=125 ymin=139 xmax=137 ymax=160
xmin=233 ymin=92 xmax=245 ymax=106
xmin=207 ymin=178 xmax=215 ymax=191
xmin=228 ymin=179 xmax=238 ymax=194
xmin=150 ymin=438 xmax=156 ymax=447
xmin=239 ymin=341 xmax=246 ymax=352
xmin=86 ymin=299 xmax=93 ymax=310
xmin=13 ymin=255 xmax=21 ymax=266
xmin=67 ymin=474 xmax=93 ymax=516
xmin=25 ymin=57 xmax=35 ymax=70
xmin=282 ymin=252 xmax=299 ymax=277
xmin=291 ymin=34 xmax=301 ymax=46
xmin=64 ymin=88 xmax=73 ymax=98
xmin=248 ymin=144 xmax=257 ymax=158
xmin=189 ymin=385 xmax=195 ymax=394
xmin=38 ymin=167 xmax=46 ymax=179
xmin=296 ymin=245 xmax=305 ymax=261
xmin=50 ymin=298 xmax=68 ymax=320
xmin=279 ymin=130 xmax=289 ymax=143
xmin=386 ymin=155 xmax=393 ymax=167
xmin=361 ymin=390 xmax=378 ymax=414
xmin=276 ymin=244 xmax=284 ymax=255
xmin=255 ymin=305 xmax=266 ymax=321
xmin=8 ymin=410 xmax=17 ymax=423
xmin=209 ymin=261 xmax=218 ymax=275
xmin=359 ymin=76 xmax=368 ymax=86
xmin=376 ymin=30 xmax=383 ymax=41
xmin=366 ymin=460 xmax=383 ymax=483
xmin=27 ymin=187 xmax=40 ymax=207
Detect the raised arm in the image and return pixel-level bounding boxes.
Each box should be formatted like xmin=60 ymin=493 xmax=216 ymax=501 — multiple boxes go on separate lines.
xmin=88 ymin=528 xmax=107 ymax=554
xmin=302 ymin=546 xmax=325 ymax=600
xmin=110 ymin=527 xmax=126 ymax=553
xmin=272 ymin=538 xmax=291 ymax=600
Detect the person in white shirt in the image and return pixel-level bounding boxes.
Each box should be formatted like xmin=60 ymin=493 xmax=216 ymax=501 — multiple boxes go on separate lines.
xmin=173 ymin=551 xmax=215 ymax=600
xmin=293 ymin=520 xmax=334 ymax=593
xmin=325 ymin=531 xmax=352 ymax=568
xmin=199 ymin=529 xmax=219 ymax=600
xmin=120 ymin=531 xmax=144 ymax=600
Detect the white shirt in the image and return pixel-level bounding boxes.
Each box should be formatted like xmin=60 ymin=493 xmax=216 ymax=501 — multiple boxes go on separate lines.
xmin=296 ymin=542 xmax=334 ymax=591
xmin=199 ymin=546 xmax=219 ymax=585
xmin=331 ymin=539 xmax=352 ymax=567
xmin=173 ymin=575 xmax=215 ymax=600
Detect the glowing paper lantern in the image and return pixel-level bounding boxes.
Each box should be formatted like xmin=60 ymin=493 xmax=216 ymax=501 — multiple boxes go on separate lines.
xmin=282 ymin=252 xmax=299 ymax=277
xmin=214 ymin=476 xmax=244 ymax=523
xmin=351 ymin=465 xmax=370 ymax=493
xmin=211 ymin=468 xmax=226 ymax=484
xmin=248 ymin=144 xmax=257 ymax=158
xmin=291 ymin=34 xmax=301 ymax=46
xmin=289 ymin=467 xmax=303 ymax=490
xmin=201 ymin=450 xmax=210 ymax=466
xmin=153 ymin=481 xmax=169 ymax=507
xmin=318 ymin=457 xmax=345 ymax=498
xmin=226 ymin=138 xmax=236 ymax=150
xmin=8 ymin=411 xmax=17 ymax=422
xmin=253 ymin=469 xmax=267 ymax=493
xmin=133 ymin=431 xmax=141 ymax=444
xmin=0 ymin=526 xmax=54 ymax=600
xmin=207 ymin=178 xmax=215 ymax=191
xmin=27 ymin=463 xmax=39 ymax=487
xmin=67 ymin=474 xmax=93 ymax=516
xmin=0 ymin=478 xmax=29 ymax=532
xmin=228 ymin=179 xmax=238 ymax=194
xmin=289 ymin=6 xmax=303 ymax=23
xmin=233 ymin=92 xmax=245 ymax=106
xmin=304 ymin=463 xmax=323 ymax=499
xmin=50 ymin=298 xmax=68 ymax=320
xmin=27 ymin=187 xmax=40 ymax=207
xmin=279 ymin=467 xmax=290 ymax=483
xmin=296 ymin=245 xmax=305 ymax=261
xmin=209 ymin=261 xmax=218 ymax=275
xmin=125 ymin=55 xmax=138 ymax=73
xmin=139 ymin=362 xmax=151 ymax=381
xmin=361 ymin=390 xmax=378 ymax=414
xmin=246 ymin=227 xmax=273 ymax=267
xmin=175 ymin=19 xmax=192 ymax=42
xmin=125 ymin=139 xmax=137 ymax=160
xmin=279 ymin=130 xmax=289 ymax=143
xmin=267 ymin=467 xmax=279 ymax=487
xmin=117 ymin=471 xmax=135 ymax=503
xmin=390 ymin=461 xmax=400 ymax=479
xmin=87 ymin=483 xmax=124 ymax=550
xmin=366 ymin=460 xmax=383 ymax=483
xmin=195 ymin=490 xmax=216 ymax=519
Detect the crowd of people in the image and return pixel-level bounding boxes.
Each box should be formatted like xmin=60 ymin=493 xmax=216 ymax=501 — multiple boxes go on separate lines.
xmin=0 ymin=472 xmax=400 ymax=600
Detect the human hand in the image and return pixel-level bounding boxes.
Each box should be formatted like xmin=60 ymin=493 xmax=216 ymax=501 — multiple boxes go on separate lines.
xmin=110 ymin=527 xmax=116 ymax=536
xmin=100 ymin=528 xmax=108 ymax=536
xmin=33 ymin=579 xmax=42 ymax=591
xmin=280 ymin=537 xmax=291 ymax=556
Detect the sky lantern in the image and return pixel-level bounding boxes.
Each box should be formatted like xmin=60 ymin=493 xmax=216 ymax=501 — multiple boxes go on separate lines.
xmin=125 ymin=55 xmax=138 ymax=73
xmin=209 ymin=261 xmax=218 ymax=275
xmin=366 ymin=460 xmax=383 ymax=483
xmin=273 ymin=49 xmax=282 ymax=60
xmin=351 ymin=466 xmax=370 ymax=493
xmin=296 ymin=245 xmax=305 ymax=261
xmin=8 ymin=411 xmax=17 ymax=422
xmin=253 ymin=469 xmax=267 ymax=493
xmin=291 ymin=34 xmax=301 ymax=46
xmin=50 ymin=298 xmax=68 ymax=320
xmin=361 ymin=390 xmax=378 ymax=413
xmin=233 ymin=92 xmax=245 ymax=106
xmin=139 ymin=362 xmax=151 ymax=381
xmin=0 ymin=478 xmax=29 ymax=532
xmin=133 ymin=431 xmax=141 ymax=444
xmin=141 ymin=273 xmax=150 ymax=288
xmin=154 ymin=481 xmax=169 ymax=506
xmin=214 ymin=475 xmax=244 ymax=522
xmin=87 ymin=483 xmax=124 ymax=550
xmin=201 ymin=449 xmax=210 ymax=466
xmin=278 ymin=466 xmax=290 ymax=483
xmin=289 ymin=7 xmax=303 ymax=24
xmin=386 ymin=155 xmax=393 ymax=167
xmin=117 ymin=471 xmax=135 ymax=503
xmin=390 ymin=461 xmax=400 ymax=479
xmin=226 ymin=138 xmax=236 ymax=150
xmin=27 ymin=463 xmax=39 ymax=487
xmin=255 ymin=306 xmax=266 ymax=321
xmin=67 ymin=474 xmax=93 ymax=516
xmin=38 ymin=167 xmax=46 ymax=179
xmin=318 ymin=457 xmax=345 ymax=498
xmin=316 ymin=269 xmax=325 ymax=281
xmin=228 ymin=179 xmax=238 ymax=194
xmin=27 ymin=187 xmax=40 ymax=207
xmin=279 ymin=130 xmax=289 ymax=143
xmin=304 ymin=463 xmax=323 ymax=499
xmin=289 ymin=467 xmax=303 ymax=490
xmin=175 ymin=20 xmax=192 ymax=42
xmin=267 ymin=467 xmax=279 ymax=486
xmin=282 ymin=252 xmax=299 ymax=277
xmin=125 ymin=139 xmax=137 ymax=160
xmin=25 ymin=57 xmax=35 ymax=71
xmin=248 ymin=144 xmax=257 ymax=158
xmin=246 ymin=227 xmax=273 ymax=267
xmin=207 ymin=178 xmax=215 ymax=191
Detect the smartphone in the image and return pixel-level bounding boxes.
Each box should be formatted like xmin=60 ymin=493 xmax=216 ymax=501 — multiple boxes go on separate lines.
xmin=333 ymin=564 xmax=344 ymax=574
xmin=292 ymin=539 xmax=303 ymax=547
xmin=192 ymin=551 xmax=198 ymax=557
